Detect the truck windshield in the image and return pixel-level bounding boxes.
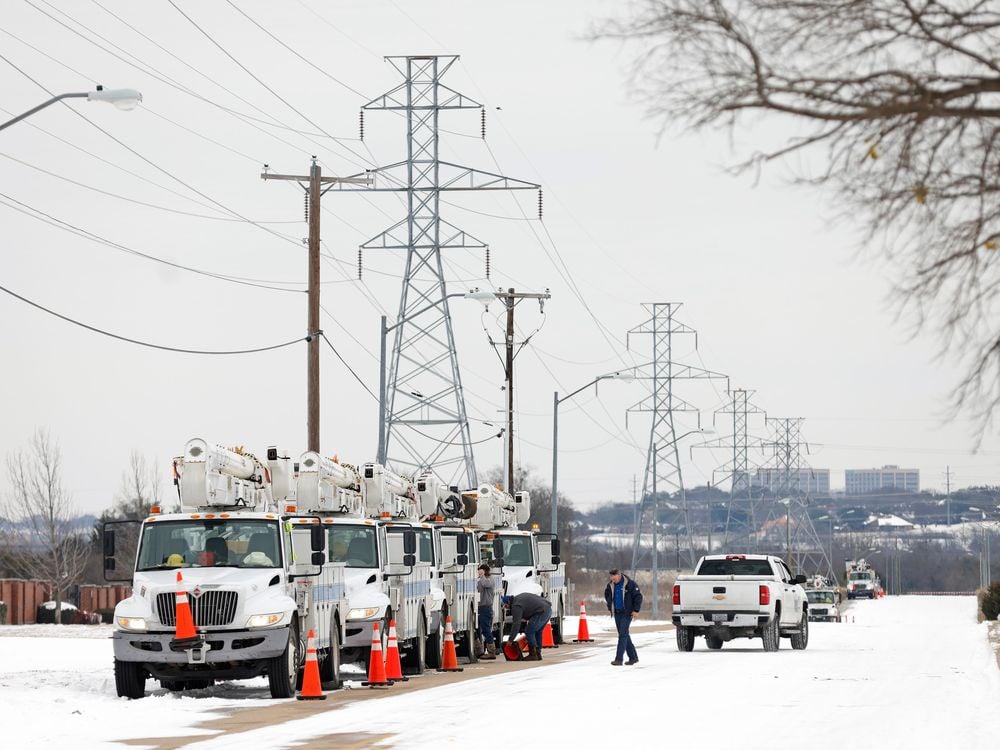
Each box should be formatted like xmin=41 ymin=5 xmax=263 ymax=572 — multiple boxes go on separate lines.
xmin=501 ymin=536 xmax=534 ymax=567
xmin=807 ymin=591 xmax=836 ymax=604
xmin=327 ymin=526 xmax=378 ymax=568
xmin=849 ymin=572 xmax=873 ymax=580
xmin=696 ymin=558 xmax=774 ymax=576
xmin=137 ymin=519 xmax=281 ymax=571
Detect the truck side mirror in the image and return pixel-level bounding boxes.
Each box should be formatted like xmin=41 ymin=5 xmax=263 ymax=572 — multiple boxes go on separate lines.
xmin=403 ymin=530 xmax=417 ymax=555
xmin=103 ymin=529 xmax=115 ymax=557
xmin=551 ymin=555 xmax=561 ymax=565
xmin=310 ymin=524 xmax=324 ymax=552
xmin=793 ymin=574 xmax=808 ymax=585
xmin=456 ymin=534 xmax=469 ymax=554
xmin=457 ymin=554 xmax=469 ymax=566
xmin=104 ymin=557 xmax=116 ymax=571
xmin=551 ymin=538 xmax=560 ymax=556
xmin=492 ymin=538 xmax=504 ymax=560
xmin=403 ymin=553 xmax=416 ymax=567
xmin=311 ymin=551 xmax=325 ymax=566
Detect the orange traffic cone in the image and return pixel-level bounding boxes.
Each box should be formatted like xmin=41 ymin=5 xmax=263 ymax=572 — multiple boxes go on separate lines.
xmin=384 ymin=620 xmax=408 ymax=683
xmin=503 ymin=633 xmax=530 ymax=661
xmin=541 ymin=620 xmax=556 ymax=648
xmin=573 ymin=600 xmax=594 ymax=643
xmin=436 ymin=616 xmax=464 ymax=672
xmin=296 ymin=629 xmax=326 ymax=701
xmin=171 ymin=571 xmax=199 ymax=648
xmin=362 ymin=621 xmax=389 ymax=688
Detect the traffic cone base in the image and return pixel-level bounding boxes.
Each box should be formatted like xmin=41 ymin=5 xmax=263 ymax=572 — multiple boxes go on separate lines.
xmin=383 ymin=620 xmax=408 ymax=683
xmin=436 ymin=616 xmax=464 ymax=672
xmin=541 ymin=621 xmax=557 ymax=648
xmin=573 ymin=600 xmax=595 ymax=643
xmin=362 ymin=622 xmax=390 ymax=688
xmin=297 ymin=629 xmax=326 ymax=701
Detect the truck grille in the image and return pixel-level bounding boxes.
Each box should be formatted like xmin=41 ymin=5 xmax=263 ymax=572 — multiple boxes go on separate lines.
xmin=156 ymin=590 xmax=238 ymax=627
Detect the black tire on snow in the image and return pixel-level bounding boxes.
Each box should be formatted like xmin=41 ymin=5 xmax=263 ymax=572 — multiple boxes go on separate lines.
xmin=762 ymin=615 xmax=780 ymax=652
xmin=402 ymin=613 xmax=427 ymax=676
xmin=553 ymin=601 xmax=565 ymax=645
xmin=706 ymin=635 xmax=724 ymax=650
xmin=267 ymin=622 xmax=300 ymax=699
xmin=461 ymin=605 xmax=479 ymax=663
xmin=425 ymin=617 xmax=444 ymax=670
xmin=675 ymin=626 xmax=695 ymax=652
xmin=790 ymin=611 xmax=809 ymax=650
xmin=320 ymin=619 xmax=342 ymax=690
xmin=115 ymin=658 xmax=146 ymax=699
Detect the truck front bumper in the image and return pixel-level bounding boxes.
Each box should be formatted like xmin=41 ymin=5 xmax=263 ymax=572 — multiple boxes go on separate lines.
xmin=113 ymin=626 xmax=289 ymax=664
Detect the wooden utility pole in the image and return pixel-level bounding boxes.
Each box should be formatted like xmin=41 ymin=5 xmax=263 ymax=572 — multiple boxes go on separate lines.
xmin=261 ymin=159 xmax=371 ymax=452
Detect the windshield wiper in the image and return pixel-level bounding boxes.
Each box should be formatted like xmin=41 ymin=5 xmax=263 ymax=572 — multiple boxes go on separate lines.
xmin=137 ymin=563 xmax=183 ymax=571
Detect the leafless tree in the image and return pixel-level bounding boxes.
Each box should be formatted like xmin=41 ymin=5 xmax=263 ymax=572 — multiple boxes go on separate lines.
xmin=114 ymin=450 xmax=164 ymax=519
xmin=0 ymin=430 xmax=89 ymax=623
xmin=597 ymin=1 xmax=1000 ymax=437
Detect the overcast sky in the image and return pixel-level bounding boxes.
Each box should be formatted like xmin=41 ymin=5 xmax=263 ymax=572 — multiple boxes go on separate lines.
xmin=2 ymin=0 xmax=997 ymax=516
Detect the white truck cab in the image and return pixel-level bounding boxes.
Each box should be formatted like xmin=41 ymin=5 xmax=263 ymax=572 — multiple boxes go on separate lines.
xmin=805 ymin=587 xmax=841 ymax=622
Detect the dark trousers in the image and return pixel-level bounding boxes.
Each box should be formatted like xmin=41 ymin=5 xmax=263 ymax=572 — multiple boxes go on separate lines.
xmin=478 ymin=606 xmax=495 ymax=645
xmin=614 ymin=611 xmax=638 ymax=662
xmin=524 ymin=606 xmax=552 ymax=648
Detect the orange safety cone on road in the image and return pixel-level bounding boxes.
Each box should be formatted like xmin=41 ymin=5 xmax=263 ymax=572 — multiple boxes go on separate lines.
xmin=296 ymin=629 xmax=326 ymax=701
xmin=436 ymin=616 xmax=464 ymax=672
xmin=503 ymin=633 xmax=530 ymax=661
xmin=573 ymin=601 xmax=594 ymax=643
xmin=171 ymin=571 xmax=199 ymax=648
xmin=384 ymin=620 xmax=408 ymax=683
xmin=541 ymin=621 xmax=556 ymax=648
xmin=362 ymin=621 xmax=390 ymax=688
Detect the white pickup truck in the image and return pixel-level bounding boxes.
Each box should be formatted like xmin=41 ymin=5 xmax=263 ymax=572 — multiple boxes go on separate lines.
xmin=671 ymin=554 xmax=809 ymax=652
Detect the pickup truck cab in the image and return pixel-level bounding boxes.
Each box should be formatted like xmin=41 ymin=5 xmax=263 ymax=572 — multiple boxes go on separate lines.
xmin=671 ymin=554 xmax=809 ymax=652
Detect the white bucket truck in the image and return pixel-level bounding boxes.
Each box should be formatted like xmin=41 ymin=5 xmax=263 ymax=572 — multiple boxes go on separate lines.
xmin=296 ymin=453 xmax=445 ymax=674
xmin=106 ymin=439 xmax=345 ymax=699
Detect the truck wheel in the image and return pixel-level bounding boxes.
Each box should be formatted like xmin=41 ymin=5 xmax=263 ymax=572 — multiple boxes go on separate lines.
xmin=762 ymin=616 xmax=780 ymax=652
xmin=553 ymin=601 xmax=565 ymax=645
xmin=460 ymin=604 xmax=479 ymax=663
xmin=706 ymin=635 xmax=723 ymax=650
xmin=403 ymin=613 xmax=427 ymax=676
xmin=115 ymin=659 xmax=146 ymax=699
xmin=790 ymin=612 xmax=809 ymax=650
xmin=425 ymin=617 xmax=444 ymax=669
xmin=675 ymin=626 xmax=695 ymax=652
xmin=267 ymin=623 xmax=300 ymax=699
xmin=320 ymin=620 xmax=342 ymax=690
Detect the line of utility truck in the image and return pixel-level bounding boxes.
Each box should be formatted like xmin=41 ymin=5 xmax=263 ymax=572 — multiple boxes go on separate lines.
xmin=104 ymin=438 xmax=567 ymax=699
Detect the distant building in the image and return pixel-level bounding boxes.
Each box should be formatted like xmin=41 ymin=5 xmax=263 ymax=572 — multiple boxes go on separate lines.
xmin=746 ymin=467 xmax=831 ymax=495
xmin=845 ymin=465 xmax=919 ymax=495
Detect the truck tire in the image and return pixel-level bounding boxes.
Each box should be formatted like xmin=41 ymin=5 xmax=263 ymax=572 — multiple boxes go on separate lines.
xmin=267 ymin=623 xmax=300 ymax=699
xmin=553 ymin=601 xmax=565 ymax=645
xmin=459 ymin=604 xmax=479 ymax=663
xmin=320 ymin=619 xmax=342 ymax=690
xmin=425 ymin=617 xmax=444 ymax=669
xmin=706 ymin=635 xmax=724 ymax=650
xmin=762 ymin=616 xmax=780 ymax=652
xmin=403 ymin=613 xmax=427 ymax=676
xmin=114 ymin=659 xmax=146 ymax=699
xmin=790 ymin=611 xmax=809 ymax=650
xmin=675 ymin=626 xmax=695 ymax=652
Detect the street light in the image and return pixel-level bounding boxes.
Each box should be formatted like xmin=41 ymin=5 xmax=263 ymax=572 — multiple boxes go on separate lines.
xmin=649 ymin=428 xmax=713 ymax=619
xmin=550 ymin=370 xmax=634 ymax=534
xmin=377 ymin=289 xmax=493 ymax=465
xmin=0 ymin=86 xmax=142 ymax=132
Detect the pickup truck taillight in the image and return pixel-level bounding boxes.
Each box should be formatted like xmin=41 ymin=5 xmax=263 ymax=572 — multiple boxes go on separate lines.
xmin=759 ymin=585 xmax=770 ymax=606
xmin=672 ymin=584 xmax=680 ymax=606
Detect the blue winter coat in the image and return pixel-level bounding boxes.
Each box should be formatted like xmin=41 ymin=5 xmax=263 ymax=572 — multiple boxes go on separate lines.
xmin=604 ymin=576 xmax=643 ymax=614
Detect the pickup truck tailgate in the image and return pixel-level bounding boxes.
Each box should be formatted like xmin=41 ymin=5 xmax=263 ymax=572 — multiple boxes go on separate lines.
xmin=676 ymin=576 xmax=761 ymax=611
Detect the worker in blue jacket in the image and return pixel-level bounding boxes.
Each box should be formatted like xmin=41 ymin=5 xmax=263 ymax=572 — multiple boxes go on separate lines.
xmin=604 ymin=568 xmax=642 ymax=666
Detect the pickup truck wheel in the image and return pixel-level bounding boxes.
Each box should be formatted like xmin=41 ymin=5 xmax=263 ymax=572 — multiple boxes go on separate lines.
xmin=762 ymin=616 xmax=780 ymax=652
xmin=705 ymin=635 xmax=723 ymax=650
xmin=675 ymin=626 xmax=695 ymax=652
xmin=790 ymin=612 xmax=809 ymax=650
xmin=267 ymin=623 xmax=300 ymax=699
xmin=320 ymin=620 xmax=342 ymax=690
xmin=114 ymin=658 xmax=146 ymax=699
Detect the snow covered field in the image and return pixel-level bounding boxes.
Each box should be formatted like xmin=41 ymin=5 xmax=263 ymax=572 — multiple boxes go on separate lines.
xmin=1 ymin=598 xmax=998 ymax=749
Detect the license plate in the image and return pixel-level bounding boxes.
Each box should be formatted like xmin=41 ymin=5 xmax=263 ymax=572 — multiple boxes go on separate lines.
xmin=712 ymin=613 xmax=727 ymax=622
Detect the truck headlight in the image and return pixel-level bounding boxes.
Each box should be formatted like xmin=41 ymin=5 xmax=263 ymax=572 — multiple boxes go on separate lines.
xmin=117 ymin=617 xmax=147 ymax=632
xmin=348 ymin=607 xmax=381 ymax=620
xmin=246 ymin=613 xmax=285 ymax=628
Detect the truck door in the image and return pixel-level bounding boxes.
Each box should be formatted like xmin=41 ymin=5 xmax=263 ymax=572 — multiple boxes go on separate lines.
xmin=777 ymin=560 xmax=797 ymax=625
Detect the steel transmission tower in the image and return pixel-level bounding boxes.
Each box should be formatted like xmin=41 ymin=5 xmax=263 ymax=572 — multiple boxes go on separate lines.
xmin=626 ymin=303 xmax=727 ymax=574
xmin=333 ymin=55 xmax=539 ymax=487
xmin=757 ymin=417 xmax=835 ymax=579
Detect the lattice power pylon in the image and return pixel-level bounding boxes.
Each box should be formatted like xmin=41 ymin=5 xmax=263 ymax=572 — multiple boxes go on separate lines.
xmin=756 ymin=417 xmax=835 ymax=579
xmin=626 ymin=303 xmax=727 ymax=573
xmin=333 ymin=55 xmax=538 ymax=487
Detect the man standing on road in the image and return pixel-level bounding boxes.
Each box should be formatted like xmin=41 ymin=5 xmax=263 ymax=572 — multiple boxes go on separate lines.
xmin=505 ymin=592 xmax=552 ymax=661
xmin=477 ymin=564 xmax=497 ymax=660
xmin=604 ymin=568 xmax=642 ymax=666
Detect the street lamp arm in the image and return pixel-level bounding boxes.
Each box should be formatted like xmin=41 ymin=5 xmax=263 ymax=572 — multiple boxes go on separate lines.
xmin=384 ymin=291 xmax=471 ymax=334
xmin=0 ymin=92 xmax=87 ymax=132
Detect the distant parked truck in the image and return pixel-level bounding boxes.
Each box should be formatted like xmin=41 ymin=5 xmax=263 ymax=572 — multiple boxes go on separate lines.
xmin=671 ymin=554 xmax=809 ymax=652
xmin=805 ymin=588 xmax=841 ymax=622
xmin=845 ymin=559 xmax=880 ymax=600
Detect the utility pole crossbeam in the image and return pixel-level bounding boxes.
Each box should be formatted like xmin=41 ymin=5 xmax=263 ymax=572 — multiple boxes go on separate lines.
xmin=626 ymin=303 xmax=728 ymax=576
xmin=260 ymin=162 xmax=372 ymax=452
xmin=332 ymin=55 xmax=540 ymax=488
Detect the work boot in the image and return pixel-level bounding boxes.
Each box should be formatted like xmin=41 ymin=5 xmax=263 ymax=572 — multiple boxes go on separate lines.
xmin=610 ymin=660 xmax=623 ymax=666
xmin=626 ymin=659 xmax=639 ymax=666
xmin=482 ymin=643 xmax=497 ymax=660
xmin=529 ymin=646 xmax=542 ymax=661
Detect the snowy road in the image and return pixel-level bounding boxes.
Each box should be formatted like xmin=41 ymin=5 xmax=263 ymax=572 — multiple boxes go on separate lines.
xmin=1 ymin=597 xmax=998 ymax=749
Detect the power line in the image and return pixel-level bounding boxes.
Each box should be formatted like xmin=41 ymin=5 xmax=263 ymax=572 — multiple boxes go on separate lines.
xmin=318 ymin=332 xmax=377 ymax=401
xmin=0 ymin=283 xmax=306 ymax=355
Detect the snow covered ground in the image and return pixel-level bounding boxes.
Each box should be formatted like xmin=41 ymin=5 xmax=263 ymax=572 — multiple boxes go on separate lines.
xmin=1 ymin=598 xmax=998 ymax=749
